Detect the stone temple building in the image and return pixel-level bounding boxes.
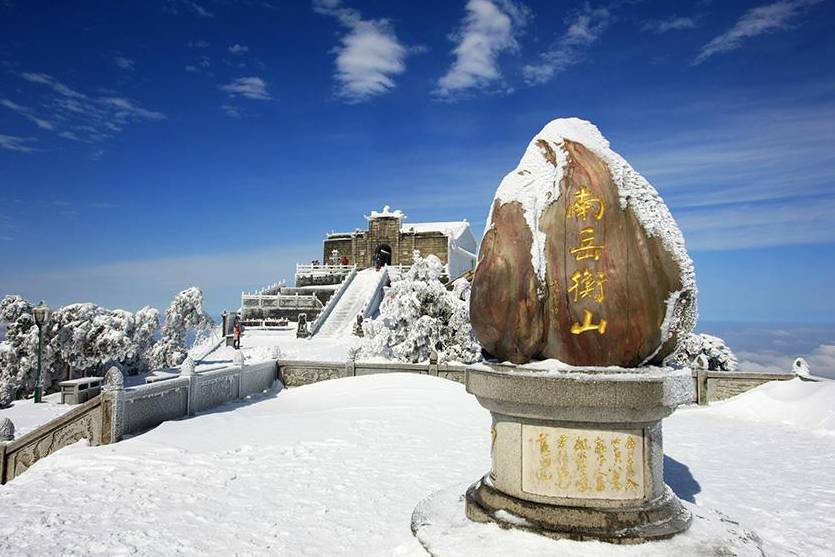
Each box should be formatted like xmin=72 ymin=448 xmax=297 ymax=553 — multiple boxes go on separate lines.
xmin=323 ymin=206 xmax=478 ymax=280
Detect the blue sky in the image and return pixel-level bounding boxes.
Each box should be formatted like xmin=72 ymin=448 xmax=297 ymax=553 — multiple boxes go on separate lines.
xmin=1 ymin=0 xmax=834 ymax=329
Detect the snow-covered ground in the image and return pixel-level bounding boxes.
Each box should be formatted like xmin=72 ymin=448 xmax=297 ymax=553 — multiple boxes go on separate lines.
xmin=1 ymin=374 xmax=833 ymax=556
xmin=197 ymin=327 xmax=355 ymax=368
xmin=0 ymin=392 xmax=71 ymax=437
xmin=0 ymin=327 xmax=354 ymax=440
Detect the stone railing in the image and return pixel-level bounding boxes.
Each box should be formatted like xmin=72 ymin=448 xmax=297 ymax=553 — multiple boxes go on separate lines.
xmin=308 ymin=268 xmax=358 ymax=336
xmin=278 ymin=358 xmax=802 ymax=408
xmin=123 ymin=359 xmax=279 ymax=435
xmin=0 ymin=381 xmax=117 ymax=484
xmin=1 ymin=360 xmax=280 ymax=485
xmin=278 ymin=354 xmax=466 ymax=387
xmin=692 ymin=369 xmax=796 ymax=405
xmin=361 ymin=267 xmax=390 ymax=319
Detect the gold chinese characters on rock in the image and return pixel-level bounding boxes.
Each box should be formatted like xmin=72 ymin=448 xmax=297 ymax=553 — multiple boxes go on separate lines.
xmin=565 ymin=186 xmax=607 ymax=336
xmin=521 ymin=425 xmax=644 ymax=500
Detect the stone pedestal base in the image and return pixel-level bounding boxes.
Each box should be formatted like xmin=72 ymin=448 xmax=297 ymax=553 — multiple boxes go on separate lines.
xmin=460 ymin=363 xmax=696 ymax=544
xmin=466 ymin=476 xmax=691 ymax=543
xmin=412 ymin=483 xmax=764 ymax=557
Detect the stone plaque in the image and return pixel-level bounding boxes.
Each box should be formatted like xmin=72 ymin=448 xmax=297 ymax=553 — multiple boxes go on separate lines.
xmin=521 ymin=424 xmax=644 ymax=500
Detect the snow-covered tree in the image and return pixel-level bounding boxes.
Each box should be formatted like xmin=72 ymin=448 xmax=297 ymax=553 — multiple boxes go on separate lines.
xmin=353 ymin=253 xmax=482 ymax=364
xmin=666 ymin=332 xmax=738 ymax=371
xmin=49 ymin=303 xmax=160 ymax=377
xmin=148 ymin=287 xmax=213 ymax=368
xmin=0 ymin=295 xmax=163 ymax=407
xmin=0 ymin=295 xmax=50 ymax=408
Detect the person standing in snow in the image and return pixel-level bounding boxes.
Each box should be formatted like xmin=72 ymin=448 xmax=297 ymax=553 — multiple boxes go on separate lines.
xmin=233 ymin=321 xmax=241 ymax=350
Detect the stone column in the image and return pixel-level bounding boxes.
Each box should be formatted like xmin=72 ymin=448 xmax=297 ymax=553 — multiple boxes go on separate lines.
xmin=101 ymin=366 xmax=125 ymax=444
xmin=0 ymin=417 xmax=14 ymax=485
xmin=463 ymin=364 xmax=693 ymax=544
xmin=428 ymin=350 xmax=439 ymax=377
xmin=181 ymin=356 xmax=198 ymax=416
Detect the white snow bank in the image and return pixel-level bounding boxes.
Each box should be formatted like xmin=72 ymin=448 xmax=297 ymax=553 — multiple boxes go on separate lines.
xmin=706 ymin=377 xmax=835 ymax=435
xmin=1 ymin=374 xmax=834 ymax=555
xmin=0 ymin=374 xmax=489 ymax=556
xmin=413 ymin=484 xmax=763 ymax=557
xmin=0 ymin=392 xmax=70 ymax=437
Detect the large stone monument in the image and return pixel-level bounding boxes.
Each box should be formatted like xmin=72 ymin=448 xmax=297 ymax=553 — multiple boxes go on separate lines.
xmin=469 ymin=118 xmax=696 ymax=366
xmin=462 ymin=118 xmax=696 ymax=543
xmin=413 ymin=119 xmax=759 ymax=552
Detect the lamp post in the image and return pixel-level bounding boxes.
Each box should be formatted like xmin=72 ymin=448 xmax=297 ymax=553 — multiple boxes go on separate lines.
xmin=32 ymin=301 xmax=50 ymax=403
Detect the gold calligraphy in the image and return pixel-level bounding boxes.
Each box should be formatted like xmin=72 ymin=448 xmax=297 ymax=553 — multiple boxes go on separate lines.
xmin=523 ymin=426 xmax=644 ymax=500
xmin=566 ymin=184 xmax=608 ymax=335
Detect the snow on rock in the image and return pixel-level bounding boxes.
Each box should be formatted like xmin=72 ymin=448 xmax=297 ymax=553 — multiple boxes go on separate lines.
xmin=472 ymin=117 xmax=697 ymax=366
xmin=487 ymin=118 xmax=694 ymax=291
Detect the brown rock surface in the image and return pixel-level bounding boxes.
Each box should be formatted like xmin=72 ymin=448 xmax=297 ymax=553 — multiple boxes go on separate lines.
xmin=470 ymin=119 xmax=696 ymax=366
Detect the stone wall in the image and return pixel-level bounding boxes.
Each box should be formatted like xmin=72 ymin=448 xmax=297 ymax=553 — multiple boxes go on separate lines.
xmin=278 ymin=360 xmax=795 ymax=406
xmin=278 ymin=358 xmax=467 ymax=388
xmin=124 ymin=360 xmax=279 ymax=434
xmin=1 ymin=360 xmax=281 ymax=484
xmin=1 ymin=394 xmax=107 ymax=484
xmin=694 ymin=371 xmax=796 ymax=404
xmin=323 ymin=219 xmax=452 ymax=270
xmin=410 ymin=233 xmax=449 ymax=265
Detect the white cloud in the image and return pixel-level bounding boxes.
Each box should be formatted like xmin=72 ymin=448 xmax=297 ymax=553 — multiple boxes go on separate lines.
xmin=221 ymin=104 xmax=244 ymax=118
xmin=114 ymin=55 xmax=135 ymax=70
xmin=21 ymin=72 xmax=85 ymax=99
xmin=675 ymin=195 xmax=835 ymax=251
xmin=9 ymin=72 xmax=166 ymax=144
xmin=0 ymin=133 xmax=36 ymax=153
xmin=167 ymin=0 xmax=214 ymax=18
xmin=188 ymin=40 xmax=210 ymax=48
xmin=100 ymin=97 xmax=166 ymax=121
xmin=0 ymin=98 xmax=55 ymax=130
xmin=229 ymin=44 xmax=249 ymax=54
xmin=219 ymin=76 xmax=272 ymax=100
xmin=436 ymin=0 xmax=528 ymax=97
xmin=641 ymin=16 xmax=699 ymax=34
xmin=314 ymin=0 xmax=408 ymax=102
xmin=739 ymin=343 xmax=835 ymax=379
xmin=0 ymin=243 xmax=317 ymax=317
xmin=695 ymin=0 xmax=822 ymax=64
xmin=523 ymin=4 xmax=609 ymax=85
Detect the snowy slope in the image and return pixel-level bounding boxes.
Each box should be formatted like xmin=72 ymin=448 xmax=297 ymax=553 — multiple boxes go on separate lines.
xmin=1 ymin=376 xmax=834 ymax=556
xmin=316 ymin=267 xmax=386 ymax=338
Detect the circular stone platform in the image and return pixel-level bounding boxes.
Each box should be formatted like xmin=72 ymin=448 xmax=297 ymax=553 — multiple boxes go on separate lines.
xmin=411 ymin=484 xmax=765 ymax=557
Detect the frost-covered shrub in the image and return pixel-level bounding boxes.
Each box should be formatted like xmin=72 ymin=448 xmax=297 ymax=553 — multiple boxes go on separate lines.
xmin=354 ymin=253 xmax=482 ymax=364
xmin=149 ymin=287 xmax=213 ymax=368
xmin=49 ymin=303 xmax=160 ymax=377
xmin=666 ymin=332 xmax=738 ymax=371
xmin=0 ymin=295 xmax=50 ymax=407
xmin=0 ymin=294 xmax=164 ymax=407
